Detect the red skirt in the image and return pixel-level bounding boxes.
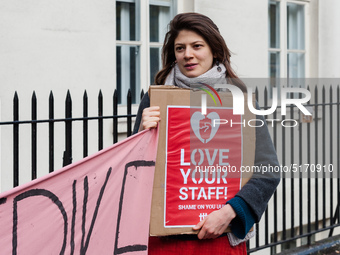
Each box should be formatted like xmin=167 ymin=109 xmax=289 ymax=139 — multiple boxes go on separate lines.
xmin=148 ymin=235 xmax=246 ymax=255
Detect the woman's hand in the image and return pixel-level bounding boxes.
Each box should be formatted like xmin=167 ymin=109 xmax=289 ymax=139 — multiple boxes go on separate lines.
xmin=192 ymin=204 xmax=236 ymax=239
xmin=140 ymin=106 xmax=161 ymax=130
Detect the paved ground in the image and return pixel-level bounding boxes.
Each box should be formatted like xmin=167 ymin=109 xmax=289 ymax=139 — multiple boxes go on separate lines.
xmin=316 ymin=246 xmax=340 ymax=255
xmin=277 ymin=235 xmax=340 ymax=255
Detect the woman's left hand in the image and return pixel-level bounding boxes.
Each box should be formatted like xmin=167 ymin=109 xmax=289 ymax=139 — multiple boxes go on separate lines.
xmin=192 ymin=204 xmax=236 ymax=239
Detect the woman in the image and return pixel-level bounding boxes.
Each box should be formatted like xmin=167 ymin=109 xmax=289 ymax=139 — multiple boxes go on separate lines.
xmin=133 ymin=12 xmax=280 ymax=254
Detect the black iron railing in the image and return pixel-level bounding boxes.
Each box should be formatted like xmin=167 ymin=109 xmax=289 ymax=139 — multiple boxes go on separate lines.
xmin=1 ymin=85 xmax=340 ymax=254
xmin=248 ymin=85 xmax=340 ymax=254
xmin=1 ymin=89 xmax=144 ymax=187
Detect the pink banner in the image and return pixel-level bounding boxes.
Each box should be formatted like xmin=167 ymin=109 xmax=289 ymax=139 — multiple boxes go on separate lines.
xmin=0 ymin=129 xmax=158 ymax=255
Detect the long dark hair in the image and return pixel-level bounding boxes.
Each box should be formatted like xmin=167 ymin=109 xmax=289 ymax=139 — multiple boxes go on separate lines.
xmin=154 ymin=12 xmax=246 ymax=91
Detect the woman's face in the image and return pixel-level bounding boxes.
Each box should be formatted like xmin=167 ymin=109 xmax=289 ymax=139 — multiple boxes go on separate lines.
xmin=174 ymin=30 xmax=214 ymax=78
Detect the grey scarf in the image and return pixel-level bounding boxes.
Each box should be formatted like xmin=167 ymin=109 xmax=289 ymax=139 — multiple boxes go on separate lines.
xmin=164 ymin=63 xmax=227 ymax=88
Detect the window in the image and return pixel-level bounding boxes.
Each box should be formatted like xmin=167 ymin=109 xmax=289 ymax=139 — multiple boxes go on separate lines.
xmin=116 ymin=0 xmax=140 ymax=104
xmin=287 ymin=2 xmax=305 ymax=78
xmin=268 ymin=0 xmax=308 ymax=85
xmin=269 ymin=1 xmax=280 ymax=82
xmin=116 ymin=0 xmax=175 ymax=104
xmin=149 ymin=1 xmax=172 ymax=84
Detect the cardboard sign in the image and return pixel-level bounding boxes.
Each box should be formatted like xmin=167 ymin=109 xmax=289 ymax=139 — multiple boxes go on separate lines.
xmin=149 ymin=85 xmax=255 ymax=236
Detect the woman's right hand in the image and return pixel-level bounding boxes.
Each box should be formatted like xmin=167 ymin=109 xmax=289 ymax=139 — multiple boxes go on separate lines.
xmin=141 ymin=106 xmax=160 ymax=130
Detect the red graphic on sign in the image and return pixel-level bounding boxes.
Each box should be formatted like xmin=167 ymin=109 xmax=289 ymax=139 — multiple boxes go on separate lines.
xmin=165 ymin=106 xmax=243 ymax=227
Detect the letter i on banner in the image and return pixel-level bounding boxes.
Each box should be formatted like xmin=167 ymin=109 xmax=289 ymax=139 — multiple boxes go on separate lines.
xmin=114 ymin=161 xmax=155 ymax=255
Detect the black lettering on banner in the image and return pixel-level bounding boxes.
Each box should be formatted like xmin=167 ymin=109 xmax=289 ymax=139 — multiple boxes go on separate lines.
xmin=5 ymin=160 xmax=153 ymax=254
xmin=80 ymin=176 xmax=89 ymax=254
xmin=80 ymin=167 xmax=112 ymax=255
xmin=12 ymin=189 xmax=68 ymax=255
xmin=0 ymin=197 xmax=7 ymax=205
xmin=70 ymin=180 xmax=77 ymax=255
xmin=10 ymin=167 xmax=112 ymax=255
xmin=114 ymin=160 xmax=155 ymax=255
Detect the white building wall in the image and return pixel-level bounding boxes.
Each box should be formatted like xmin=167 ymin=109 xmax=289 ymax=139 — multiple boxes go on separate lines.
xmin=177 ymin=0 xmax=194 ymax=13
xmin=319 ymin=0 xmax=340 ymax=78
xmin=0 ymin=0 xmax=116 ymax=93
xmin=0 ymin=0 xmax=117 ymax=191
xmin=194 ymin=0 xmax=269 ymax=78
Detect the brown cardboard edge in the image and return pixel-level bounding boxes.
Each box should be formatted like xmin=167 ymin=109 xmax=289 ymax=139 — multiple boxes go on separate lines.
xmin=149 ymin=86 xmax=256 ymax=236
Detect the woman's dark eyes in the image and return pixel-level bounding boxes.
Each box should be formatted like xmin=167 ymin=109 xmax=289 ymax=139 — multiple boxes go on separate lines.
xmin=176 ymin=45 xmax=203 ymax=51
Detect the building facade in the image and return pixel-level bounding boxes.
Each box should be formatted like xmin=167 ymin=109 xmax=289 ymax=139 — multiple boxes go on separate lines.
xmin=1 ymin=0 xmax=340 ymax=253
